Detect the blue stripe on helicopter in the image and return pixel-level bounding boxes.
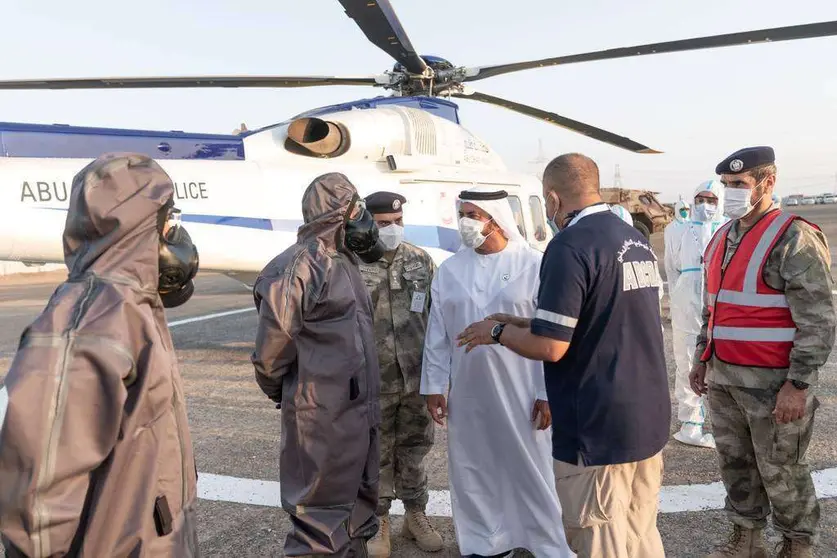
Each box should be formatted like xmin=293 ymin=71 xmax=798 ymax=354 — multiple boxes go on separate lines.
xmin=179 ymin=214 xmax=460 ymax=252
xmin=0 ymin=96 xmax=460 ymax=160
xmin=33 ymin=207 xmax=460 ymax=252
xmin=0 ymin=121 xmax=245 ymax=160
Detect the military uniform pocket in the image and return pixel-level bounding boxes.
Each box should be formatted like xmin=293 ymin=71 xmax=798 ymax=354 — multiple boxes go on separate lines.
xmin=770 ymin=396 xmax=819 ymax=464
xmin=402 ymin=268 xmax=429 ymax=291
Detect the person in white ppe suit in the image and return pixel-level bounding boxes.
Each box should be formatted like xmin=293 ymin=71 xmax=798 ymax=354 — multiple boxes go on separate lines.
xmin=665 ymin=180 xmax=727 ymax=448
xmin=674 ymin=199 xmax=690 ymax=223
xmin=608 ymin=203 xmax=634 ymax=225
xmin=661 ymin=198 xmax=691 ymax=353
xmin=420 ymin=187 xmax=572 ymax=558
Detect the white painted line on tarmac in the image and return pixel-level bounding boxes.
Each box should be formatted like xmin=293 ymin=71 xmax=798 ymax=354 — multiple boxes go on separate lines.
xmin=167 ymin=307 xmax=254 ymax=328
xmin=198 ymin=472 xmax=281 ymax=507
xmin=197 ymin=466 xmax=837 ymax=516
xmin=0 ymin=386 xmax=7 ymax=429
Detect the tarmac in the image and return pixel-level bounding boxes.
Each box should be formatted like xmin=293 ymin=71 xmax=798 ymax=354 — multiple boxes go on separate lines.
xmin=1 ymin=204 xmax=836 ymax=557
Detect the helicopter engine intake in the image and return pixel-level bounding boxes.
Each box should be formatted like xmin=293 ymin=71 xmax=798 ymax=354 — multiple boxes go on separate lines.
xmin=286 ymin=117 xmax=349 ymax=157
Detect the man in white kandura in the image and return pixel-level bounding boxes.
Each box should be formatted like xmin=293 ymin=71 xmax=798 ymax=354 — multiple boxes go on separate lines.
xmin=420 ymin=187 xmax=572 ymax=558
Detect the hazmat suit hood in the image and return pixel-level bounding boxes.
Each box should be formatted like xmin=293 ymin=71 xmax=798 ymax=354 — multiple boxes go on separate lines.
xmin=63 ymin=153 xmax=173 ymax=292
xmin=692 ymin=179 xmax=725 ymax=223
xmin=674 ymin=200 xmax=690 ymax=223
xmin=298 ymin=172 xmax=357 ymax=252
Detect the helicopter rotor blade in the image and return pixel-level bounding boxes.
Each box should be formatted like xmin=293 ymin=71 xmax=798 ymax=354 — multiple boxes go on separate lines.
xmin=453 ymin=90 xmax=660 ymax=154
xmin=464 ymin=20 xmax=837 ymax=82
xmin=337 ymin=0 xmax=427 ymax=75
xmin=0 ymin=75 xmax=384 ymax=90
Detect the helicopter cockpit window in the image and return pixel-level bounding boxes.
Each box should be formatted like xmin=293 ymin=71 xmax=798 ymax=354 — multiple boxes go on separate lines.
xmin=507 ymin=195 xmax=527 ymax=239
xmin=528 ymin=196 xmax=548 ymax=241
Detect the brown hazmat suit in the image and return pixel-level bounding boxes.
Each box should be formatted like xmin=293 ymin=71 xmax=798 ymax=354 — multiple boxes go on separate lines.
xmin=251 ymin=173 xmax=381 ymax=557
xmin=0 ymin=153 xmax=199 ymax=557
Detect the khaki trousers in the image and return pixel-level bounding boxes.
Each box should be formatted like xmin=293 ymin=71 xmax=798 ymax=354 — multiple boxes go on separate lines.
xmin=553 ymin=451 xmax=665 ymax=558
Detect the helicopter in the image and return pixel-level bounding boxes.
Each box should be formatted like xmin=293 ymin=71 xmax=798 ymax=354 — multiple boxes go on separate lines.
xmin=0 ymin=0 xmax=835 ymax=286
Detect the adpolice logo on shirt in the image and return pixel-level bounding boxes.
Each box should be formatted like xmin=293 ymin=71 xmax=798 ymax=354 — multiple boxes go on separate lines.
xmin=617 ymin=239 xmax=662 ymax=292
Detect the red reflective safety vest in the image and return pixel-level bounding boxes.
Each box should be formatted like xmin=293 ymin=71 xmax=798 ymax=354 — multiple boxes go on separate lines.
xmin=699 ymin=209 xmax=816 ymax=368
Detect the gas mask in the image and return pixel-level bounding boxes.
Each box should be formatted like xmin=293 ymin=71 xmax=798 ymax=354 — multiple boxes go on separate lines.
xmin=344 ymin=198 xmax=385 ymax=264
xmin=158 ymin=207 xmax=199 ymax=308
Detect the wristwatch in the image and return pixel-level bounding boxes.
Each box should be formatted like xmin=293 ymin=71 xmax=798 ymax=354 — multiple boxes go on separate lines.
xmin=790 ymin=380 xmax=809 ymax=390
xmin=490 ymin=322 xmax=506 ymax=345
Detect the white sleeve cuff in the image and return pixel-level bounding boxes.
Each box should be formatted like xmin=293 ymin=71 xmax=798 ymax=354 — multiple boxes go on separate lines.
xmin=420 ymin=383 xmax=448 ymax=396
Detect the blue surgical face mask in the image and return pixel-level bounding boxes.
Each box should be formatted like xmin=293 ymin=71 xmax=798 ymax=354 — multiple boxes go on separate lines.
xmin=547 ymin=213 xmax=560 ymax=235
xmin=546 ymin=193 xmax=562 ymax=235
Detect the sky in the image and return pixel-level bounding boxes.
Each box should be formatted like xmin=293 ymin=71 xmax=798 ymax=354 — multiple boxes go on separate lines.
xmin=1 ymin=0 xmax=836 ymax=203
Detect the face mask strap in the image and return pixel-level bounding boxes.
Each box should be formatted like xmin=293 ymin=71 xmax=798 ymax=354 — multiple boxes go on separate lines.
xmin=157 ymin=198 xmax=176 ymax=234
xmin=750 ymin=177 xmax=769 ymax=206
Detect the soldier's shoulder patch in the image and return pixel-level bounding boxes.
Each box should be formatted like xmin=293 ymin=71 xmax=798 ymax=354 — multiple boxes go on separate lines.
xmin=403 ymin=261 xmax=424 ymax=273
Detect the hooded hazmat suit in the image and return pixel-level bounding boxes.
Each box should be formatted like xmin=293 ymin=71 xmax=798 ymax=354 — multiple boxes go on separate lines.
xmin=0 ymin=153 xmax=199 ymax=557
xmin=664 ymin=180 xmax=727 ymax=448
xmin=662 ymin=201 xmax=690 ymax=274
xmin=251 ymin=173 xmax=381 ymax=557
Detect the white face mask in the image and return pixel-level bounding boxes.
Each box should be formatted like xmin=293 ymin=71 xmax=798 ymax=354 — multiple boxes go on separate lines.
xmin=724 ymin=181 xmax=765 ymax=219
xmin=459 ymin=217 xmax=490 ymax=249
xmin=377 ymin=223 xmax=403 ymax=251
xmin=693 ymin=203 xmax=717 ymax=222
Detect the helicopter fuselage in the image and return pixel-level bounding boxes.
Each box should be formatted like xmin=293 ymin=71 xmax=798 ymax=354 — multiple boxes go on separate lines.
xmin=0 ymin=99 xmax=554 ymax=284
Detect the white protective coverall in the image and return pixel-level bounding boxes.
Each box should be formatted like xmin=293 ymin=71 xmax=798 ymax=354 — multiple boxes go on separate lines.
xmin=420 ymin=188 xmax=572 ymax=557
xmin=674 ymin=199 xmax=690 ymax=223
xmin=608 ymin=203 xmax=634 ymax=225
xmin=665 ymin=180 xmax=726 ymax=448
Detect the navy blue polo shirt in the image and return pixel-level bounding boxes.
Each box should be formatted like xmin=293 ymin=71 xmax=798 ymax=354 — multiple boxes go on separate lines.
xmin=531 ymin=204 xmax=670 ymax=466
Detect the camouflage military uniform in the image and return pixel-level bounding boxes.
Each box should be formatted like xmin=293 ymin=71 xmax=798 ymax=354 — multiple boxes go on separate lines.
xmin=694 ymin=218 xmax=836 ymax=545
xmin=359 ymin=241 xmax=436 ymax=515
